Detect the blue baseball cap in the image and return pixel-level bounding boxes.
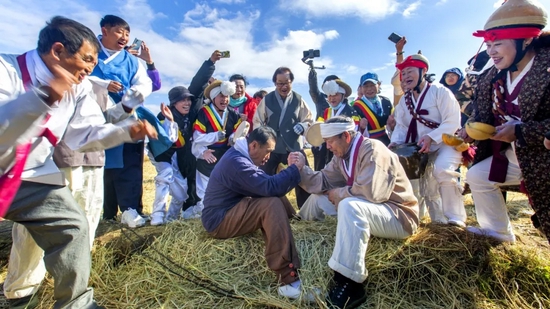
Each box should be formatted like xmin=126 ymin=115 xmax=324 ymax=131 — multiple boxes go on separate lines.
xmin=360 ymin=72 xmax=379 ymax=86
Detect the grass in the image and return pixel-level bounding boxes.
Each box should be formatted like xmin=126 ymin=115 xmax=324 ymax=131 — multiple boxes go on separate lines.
xmin=2 ymin=150 xmax=550 ymax=309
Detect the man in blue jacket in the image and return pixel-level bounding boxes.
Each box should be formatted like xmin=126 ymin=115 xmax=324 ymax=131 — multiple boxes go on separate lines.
xmin=202 ymin=126 xmax=315 ymax=301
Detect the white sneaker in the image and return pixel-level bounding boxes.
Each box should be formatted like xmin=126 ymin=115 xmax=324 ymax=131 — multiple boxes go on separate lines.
xmin=150 ymin=215 xmax=165 ymax=226
xmin=121 ymin=209 xmax=146 ymax=228
xmin=181 ymin=206 xmax=201 ymax=219
xmin=277 ymin=281 xmax=319 ymax=302
xmin=466 ymin=226 xmax=516 ymax=243
xmin=448 ymin=219 xmax=466 ymax=228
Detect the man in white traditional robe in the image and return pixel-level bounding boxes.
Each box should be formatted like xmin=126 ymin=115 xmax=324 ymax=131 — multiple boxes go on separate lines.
xmin=0 ymin=16 xmax=156 ymax=309
xmin=389 ymin=54 xmax=465 ymax=227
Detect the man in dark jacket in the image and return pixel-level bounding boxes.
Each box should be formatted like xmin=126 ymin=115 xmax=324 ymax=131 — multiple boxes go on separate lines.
xmin=157 ymin=50 xmax=223 ymax=218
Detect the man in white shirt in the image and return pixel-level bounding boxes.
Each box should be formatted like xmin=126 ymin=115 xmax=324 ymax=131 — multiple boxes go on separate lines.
xmin=389 ymin=54 xmax=465 ymax=227
xmin=0 ymin=16 xmax=156 ymax=309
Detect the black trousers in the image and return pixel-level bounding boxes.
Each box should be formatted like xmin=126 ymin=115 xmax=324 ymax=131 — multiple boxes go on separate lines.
xmin=312 ymin=144 xmax=334 ymax=171
xmin=103 ymin=143 xmax=144 ymax=220
xmin=259 ymin=151 xmax=310 ymax=209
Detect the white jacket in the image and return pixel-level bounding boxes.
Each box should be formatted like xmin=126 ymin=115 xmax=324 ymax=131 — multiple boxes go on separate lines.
xmin=0 ymin=50 xmax=136 ymax=185
xmin=391 ymin=83 xmax=461 ymax=150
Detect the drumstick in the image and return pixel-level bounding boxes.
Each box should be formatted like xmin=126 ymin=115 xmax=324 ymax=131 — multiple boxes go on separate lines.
xmin=222 ymin=112 xmax=229 ymax=131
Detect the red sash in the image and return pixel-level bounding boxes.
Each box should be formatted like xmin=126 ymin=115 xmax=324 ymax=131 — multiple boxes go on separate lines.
xmin=342 ymin=135 xmax=364 ymax=186
xmin=0 ymin=53 xmax=57 ymax=217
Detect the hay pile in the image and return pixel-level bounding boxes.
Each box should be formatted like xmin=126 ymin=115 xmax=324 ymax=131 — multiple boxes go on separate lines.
xmin=33 ymin=217 xmax=550 ymax=309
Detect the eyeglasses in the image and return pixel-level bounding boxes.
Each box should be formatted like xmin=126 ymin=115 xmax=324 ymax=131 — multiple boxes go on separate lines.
xmin=276 ymin=82 xmax=291 ymax=87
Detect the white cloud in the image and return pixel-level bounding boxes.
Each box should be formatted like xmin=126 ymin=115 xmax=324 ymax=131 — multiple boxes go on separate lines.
xmin=403 ymin=1 xmax=421 ymax=18
xmin=493 ymin=0 xmax=504 ymax=8
xmin=215 ymin=0 xmax=246 ymax=3
xmin=183 ymin=3 xmax=226 ymax=26
xmin=372 ymin=62 xmax=395 ymax=72
xmin=0 ymin=0 xmax=103 ymax=53
xmin=436 ymin=0 xmax=448 ymax=5
xmin=279 ymin=0 xmax=400 ymax=21
xmin=324 ymin=30 xmax=339 ymax=40
xmin=0 ymin=0 xmax=340 ymax=95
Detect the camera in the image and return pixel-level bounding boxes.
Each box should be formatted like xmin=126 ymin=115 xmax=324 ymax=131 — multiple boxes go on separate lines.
xmin=302 ymin=49 xmax=320 ymax=60
xmin=301 ymin=49 xmax=325 ymax=70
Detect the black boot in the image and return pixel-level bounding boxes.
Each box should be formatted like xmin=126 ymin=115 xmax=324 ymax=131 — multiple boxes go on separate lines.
xmin=326 ymin=272 xmax=367 ymax=309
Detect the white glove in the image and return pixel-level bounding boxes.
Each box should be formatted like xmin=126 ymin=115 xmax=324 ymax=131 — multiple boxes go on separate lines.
xmin=293 ymin=124 xmax=305 ymax=135
xmin=217 ymin=131 xmax=226 ymax=141
xmin=121 ymin=89 xmax=145 ymax=109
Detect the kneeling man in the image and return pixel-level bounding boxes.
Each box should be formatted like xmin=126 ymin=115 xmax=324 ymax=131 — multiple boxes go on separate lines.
xmin=294 ymin=116 xmax=419 ymax=309
xmin=201 ymin=126 xmax=315 ymax=301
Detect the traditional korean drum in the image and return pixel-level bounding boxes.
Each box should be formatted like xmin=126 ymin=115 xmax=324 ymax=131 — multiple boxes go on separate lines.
xmin=391 ymin=143 xmax=429 ymax=180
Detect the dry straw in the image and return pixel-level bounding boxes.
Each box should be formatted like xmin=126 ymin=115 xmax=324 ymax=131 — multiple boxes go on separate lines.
xmin=34 ymin=217 xmax=550 ymax=309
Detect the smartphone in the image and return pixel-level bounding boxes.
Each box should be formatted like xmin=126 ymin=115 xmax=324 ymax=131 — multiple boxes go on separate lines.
xmin=220 ymin=50 xmax=230 ymax=58
xmin=388 ymin=32 xmax=403 ymax=44
xmin=130 ymin=38 xmax=142 ymax=50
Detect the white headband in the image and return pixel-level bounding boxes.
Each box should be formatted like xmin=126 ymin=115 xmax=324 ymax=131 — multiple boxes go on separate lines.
xmin=320 ymin=121 xmax=356 ymax=138
xmin=209 ymin=81 xmax=236 ymax=99
xmin=322 ymin=80 xmax=346 ymax=96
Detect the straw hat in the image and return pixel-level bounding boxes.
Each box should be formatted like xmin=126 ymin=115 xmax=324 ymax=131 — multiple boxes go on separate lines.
xmin=322 ymin=79 xmax=352 ymax=98
xmin=484 ymin=0 xmax=547 ymax=30
xmin=335 ymin=79 xmax=352 ymax=98
xmin=305 ymin=122 xmax=324 ymax=147
xmin=204 ymin=80 xmax=223 ymax=101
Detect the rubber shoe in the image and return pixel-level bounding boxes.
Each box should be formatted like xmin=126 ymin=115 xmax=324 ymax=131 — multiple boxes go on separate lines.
xmin=466 ymin=226 xmax=516 ymax=243
xmin=326 ymin=275 xmax=367 ymax=309
xmin=277 ymin=283 xmax=319 ymax=303
xmin=121 ymin=209 xmax=146 ymax=228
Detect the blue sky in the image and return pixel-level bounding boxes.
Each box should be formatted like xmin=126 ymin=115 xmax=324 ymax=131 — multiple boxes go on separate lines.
xmin=1 ymin=0 xmax=549 ymax=116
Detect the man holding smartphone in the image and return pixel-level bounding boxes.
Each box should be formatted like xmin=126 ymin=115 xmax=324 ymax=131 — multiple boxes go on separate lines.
xmin=87 ymin=15 xmax=155 ymax=228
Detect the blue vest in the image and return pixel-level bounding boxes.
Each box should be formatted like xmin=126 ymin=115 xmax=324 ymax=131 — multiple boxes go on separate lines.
xmin=92 ymin=49 xmax=171 ymax=168
xmin=92 ymin=49 xmax=138 ymax=103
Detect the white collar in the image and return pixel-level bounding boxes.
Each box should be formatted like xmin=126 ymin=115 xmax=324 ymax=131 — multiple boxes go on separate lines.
xmin=98 ymin=35 xmax=123 ymax=64
xmin=506 ymin=56 xmax=535 ymax=92
xmin=412 ymin=82 xmax=430 ymax=104
xmin=26 ymin=49 xmax=54 ymax=87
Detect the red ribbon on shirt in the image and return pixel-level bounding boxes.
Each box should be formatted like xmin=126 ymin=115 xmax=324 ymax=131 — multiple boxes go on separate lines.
xmin=0 ymin=53 xmax=58 ymax=218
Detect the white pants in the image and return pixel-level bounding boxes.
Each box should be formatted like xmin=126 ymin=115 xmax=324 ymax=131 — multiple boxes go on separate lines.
xmin=298 ymin=194 xmax=338 ymax=220
xmin=424 ymin=145 xmax=465 ymax=224
xmin=5 ymin=166 xmax=103 ymax=299
xmin=466 ymin=147 xmax=521 ymax=235
xmin=149 ymin=153 xmax=188 ymax=221
xmin=410 ymin=179 xmax=427 ymax=219
xmin=195 ymin=171 xmax=210 ymax=213
xmin=299 ymin=195 xmax=411 ymax=283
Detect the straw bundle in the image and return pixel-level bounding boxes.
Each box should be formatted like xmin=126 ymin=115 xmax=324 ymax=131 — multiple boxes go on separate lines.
xmin=33 ymin=217 xmax=550 ymax=309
